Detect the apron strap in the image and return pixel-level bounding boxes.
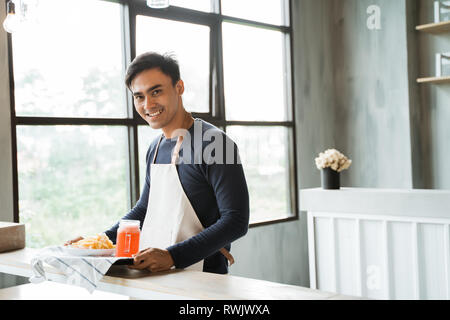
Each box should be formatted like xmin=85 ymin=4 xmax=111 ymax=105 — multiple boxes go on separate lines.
xmin=171 ymin=135 xmax=184 ymax=165
xmin=152 ymin=134 xmax=164 ymax=164
xmin=152 ymin=134 xmax=185 ymax=165
xmin=220 ymin=248 xmax=235 ymax=266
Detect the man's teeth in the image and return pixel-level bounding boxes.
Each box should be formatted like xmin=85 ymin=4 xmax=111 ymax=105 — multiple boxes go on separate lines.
xmin=148 ymin=110 xmax=163 ymax=117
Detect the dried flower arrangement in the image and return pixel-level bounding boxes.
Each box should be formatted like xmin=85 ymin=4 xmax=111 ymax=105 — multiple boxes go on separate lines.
xmin=315 ymin=149 xmax=352 ymax=173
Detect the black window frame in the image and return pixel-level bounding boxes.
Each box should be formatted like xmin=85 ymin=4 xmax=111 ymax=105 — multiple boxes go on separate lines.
xmin=7 ymin=0 xmax=298 ymax=228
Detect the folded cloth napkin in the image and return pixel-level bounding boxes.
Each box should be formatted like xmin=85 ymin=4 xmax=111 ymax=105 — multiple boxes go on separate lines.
xmin=29 ymin=246 xmax=126 ymax=293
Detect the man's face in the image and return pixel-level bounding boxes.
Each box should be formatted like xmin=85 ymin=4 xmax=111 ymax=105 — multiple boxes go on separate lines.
xmin=131 ymin=68 xmax=184 ymax=129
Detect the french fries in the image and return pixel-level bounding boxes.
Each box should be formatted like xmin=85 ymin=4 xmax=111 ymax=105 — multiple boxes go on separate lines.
xmin=71 ymin=233 xmax=115 ymax=249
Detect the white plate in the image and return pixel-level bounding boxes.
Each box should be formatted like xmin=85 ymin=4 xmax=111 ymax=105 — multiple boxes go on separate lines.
xmin=60 ymin=246 xmax=115 ymax=257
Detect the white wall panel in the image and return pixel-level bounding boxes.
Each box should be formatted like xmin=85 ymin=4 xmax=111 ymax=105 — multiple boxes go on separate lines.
xmin=360 ymin=220 xmax=384 ymax=299
xmin=309 ymin=212 xmax=450 ymax=300
xmin=335 ymin=218 xmax=358 ymax=296
xmin=388 ymin=222 xmax=415 ymax=299
xmin=314 ymin=217 xmax=335 ymax=293
xmin=417 ymin=223 xmax=447 ymax=299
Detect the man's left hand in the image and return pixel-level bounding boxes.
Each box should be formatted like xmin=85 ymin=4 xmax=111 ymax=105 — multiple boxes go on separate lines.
xmin=129 ymin=247 xmax=174 ymax=272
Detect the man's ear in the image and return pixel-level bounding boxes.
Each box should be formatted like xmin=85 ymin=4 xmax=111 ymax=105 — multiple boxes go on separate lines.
xmin=175 ymin=79 xmax=184 ymax=95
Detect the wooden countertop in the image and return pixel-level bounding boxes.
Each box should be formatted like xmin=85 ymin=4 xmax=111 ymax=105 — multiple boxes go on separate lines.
xmin=0 ymin=248 xmax=361 ymax=300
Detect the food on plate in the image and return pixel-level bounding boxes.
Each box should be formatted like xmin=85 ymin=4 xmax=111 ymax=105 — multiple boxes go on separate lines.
xmin=71 ymin=233 xmax=115 ymax=249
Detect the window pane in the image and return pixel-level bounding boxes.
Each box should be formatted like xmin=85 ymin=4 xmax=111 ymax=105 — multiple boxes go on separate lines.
xmin=136 ymin=16 xmax=210 ymax=113
xmin=17 ymin=126 xmax=129 ymax=248
xmin=170 ymin=0 xmax=211 ymax=12
xmin=12 ymin=0 xmax=126 ymax=118
xmin=226 ymin=126 xmax=292 ymax=224
xmin=221 ymin=0 xmax=287 ymax=26
xmin=222 ymin=23 xmax=287 ymax=121
xmin=138 ymin=125 xmax=161 ymax=191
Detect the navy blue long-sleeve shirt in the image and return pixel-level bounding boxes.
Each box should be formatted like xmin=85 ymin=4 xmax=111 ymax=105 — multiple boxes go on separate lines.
xmin=105 ymin=118 xmax=249 ymax=274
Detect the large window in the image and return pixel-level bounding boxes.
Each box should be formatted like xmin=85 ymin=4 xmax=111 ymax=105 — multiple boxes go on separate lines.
xmin=136 ymin=15 xmax=210 ymax=113
xmin=9 ymin=0 xmax=297 ymax=247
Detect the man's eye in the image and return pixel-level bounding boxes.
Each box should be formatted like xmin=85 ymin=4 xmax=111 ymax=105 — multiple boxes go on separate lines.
xmin=152 ymin=90 xmax=161 ymax=96
xmin=135 ymin=96 xmax=144 ymax=101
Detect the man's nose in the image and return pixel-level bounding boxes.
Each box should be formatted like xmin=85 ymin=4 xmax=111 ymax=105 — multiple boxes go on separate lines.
xmin=143 ymin=96 xmax=155 ymax=110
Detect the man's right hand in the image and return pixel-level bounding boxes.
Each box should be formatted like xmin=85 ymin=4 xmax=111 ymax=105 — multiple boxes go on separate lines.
xmin=64 ymin=236 xmax=84 ymax=246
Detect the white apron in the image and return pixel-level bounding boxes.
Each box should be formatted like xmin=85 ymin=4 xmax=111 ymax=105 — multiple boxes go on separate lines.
xmin=139 ymin=134 xmax=234 ymax=271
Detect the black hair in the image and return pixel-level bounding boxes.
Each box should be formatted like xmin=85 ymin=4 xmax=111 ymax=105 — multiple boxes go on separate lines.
xmin=125 ymin=52 xmax=180 ymax=90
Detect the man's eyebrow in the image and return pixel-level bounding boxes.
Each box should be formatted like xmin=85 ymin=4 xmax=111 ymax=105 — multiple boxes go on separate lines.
xmin=132 ymin=84 xmax=162 ymax=96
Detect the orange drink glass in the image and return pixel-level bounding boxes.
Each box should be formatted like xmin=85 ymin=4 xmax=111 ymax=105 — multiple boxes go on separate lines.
xmin=115 ymin=220 xmax=140 ymax=257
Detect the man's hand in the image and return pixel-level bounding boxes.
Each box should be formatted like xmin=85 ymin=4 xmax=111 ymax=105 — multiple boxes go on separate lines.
xmin=129 ymin=248 xmax=174 ymax=272
xmin=64 ymin=236 xmax=84 ymax=246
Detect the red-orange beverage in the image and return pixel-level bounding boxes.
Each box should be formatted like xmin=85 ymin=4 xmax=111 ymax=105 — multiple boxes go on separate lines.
xmin=116 ymin=220 xmax=140 ymax=257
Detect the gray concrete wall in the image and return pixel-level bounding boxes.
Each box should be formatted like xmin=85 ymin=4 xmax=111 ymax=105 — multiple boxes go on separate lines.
xmin=230 ymin=218 xmax=308 ymax=286
xmin=283 ymin=0 xmax=415 ymax=191
xmin=329 ymin=0 xmax=413 ymax=189
xmin=292 ymin=0 xmax=337 ymax=188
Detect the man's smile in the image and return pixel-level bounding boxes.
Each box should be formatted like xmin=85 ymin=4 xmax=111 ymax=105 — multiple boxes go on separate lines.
xmin=145 ymin=106 xmax=164 ymax=119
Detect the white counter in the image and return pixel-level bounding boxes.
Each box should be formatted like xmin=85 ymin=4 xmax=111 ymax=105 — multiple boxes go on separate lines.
xmin=300 ymin=187 xmax=450 ymax=300
xmin=300 ymin=187 xmax=450 ymax=218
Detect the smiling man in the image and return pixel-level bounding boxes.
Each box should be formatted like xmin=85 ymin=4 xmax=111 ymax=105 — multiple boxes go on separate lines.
xmin=102 ymin=52 xmax=250 ymax=274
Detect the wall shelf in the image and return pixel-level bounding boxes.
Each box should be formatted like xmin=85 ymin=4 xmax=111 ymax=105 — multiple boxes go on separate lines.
xmin=417 ymin=76 xmax=450 ymax=84
xmin=416 ymin=20 xmax=450 ymax=34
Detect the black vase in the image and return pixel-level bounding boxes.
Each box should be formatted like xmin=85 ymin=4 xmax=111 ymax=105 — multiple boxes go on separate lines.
xmin=321 ymin=167 xmax=340 ymax=190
